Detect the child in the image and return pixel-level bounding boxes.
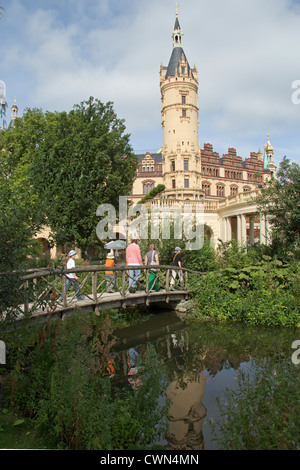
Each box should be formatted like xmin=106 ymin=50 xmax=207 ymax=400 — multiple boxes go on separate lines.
xmin=105 ymin=251 xmax=115 ymax=293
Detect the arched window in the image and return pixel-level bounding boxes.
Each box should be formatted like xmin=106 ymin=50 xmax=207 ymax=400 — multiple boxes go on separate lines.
xmin=202 ymin=182 xmax=210 ymax=196
xmin=143 ymin=180 xmax=155 ymax=195
xmin=216 ymin=185 xmax=225 ymax=197
xmin=230 ymin=185 xmax=238 ymax=195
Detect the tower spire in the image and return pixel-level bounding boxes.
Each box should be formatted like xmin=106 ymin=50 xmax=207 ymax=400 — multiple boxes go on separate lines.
xmin=172 ymin=6 xmax=183 ymax=48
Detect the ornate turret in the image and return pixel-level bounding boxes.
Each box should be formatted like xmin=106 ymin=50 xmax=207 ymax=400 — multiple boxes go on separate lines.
xmin=264 ymin=133 xmax=276 ymax=178
xmin=11 ymin=97 xmax=18 ymax=121
xmin=160 ymin=9 xmax=202 ymax=201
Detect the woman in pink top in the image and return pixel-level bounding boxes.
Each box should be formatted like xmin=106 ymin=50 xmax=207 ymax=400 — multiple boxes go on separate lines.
xmin=126 ymin=239 xmax=142 ymax=293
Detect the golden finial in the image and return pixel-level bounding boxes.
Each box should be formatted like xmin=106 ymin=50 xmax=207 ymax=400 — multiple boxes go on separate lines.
xmin=176 ymin=3 xmax=180 ymax=16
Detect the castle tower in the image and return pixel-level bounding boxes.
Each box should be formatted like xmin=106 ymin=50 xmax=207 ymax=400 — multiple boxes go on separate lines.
xmin=160 ymin=11 xmax=202 ymax=200
xmin=10 ymin=97 xmax=18 ymax=122
xmin=264 ymin=134 xmax=276 ymax=178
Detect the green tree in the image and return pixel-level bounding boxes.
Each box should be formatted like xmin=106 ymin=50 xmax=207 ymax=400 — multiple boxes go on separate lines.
xmin=0 ymin=109 xmax=47 ymax=318
xmin=256 ymin=156 xmax=300 ymax=253
xmin=31 ymin=97 xmax=138 ymax=252
xmin=0 ymin=108 xmax=47 ymax=224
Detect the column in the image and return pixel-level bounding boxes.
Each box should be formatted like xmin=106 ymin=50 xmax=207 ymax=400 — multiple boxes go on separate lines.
xmin=241 ymin=214 xmax=247 ymax=245
xmin=226 ymin=217 xmax=232 ymax=242
xmin=237 ymin=215 xmax=242 ymax=244
xmin=249 ymin=216 xmax=255 ymax=245
xmin=259 ymin=214 xmax=266 ymax=245
xmin=222 ymin=218 xmax=227 ymax=241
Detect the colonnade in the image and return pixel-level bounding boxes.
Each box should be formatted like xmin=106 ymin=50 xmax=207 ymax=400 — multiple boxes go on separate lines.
xmin=222 ymin=212 xmax=270 ymax=246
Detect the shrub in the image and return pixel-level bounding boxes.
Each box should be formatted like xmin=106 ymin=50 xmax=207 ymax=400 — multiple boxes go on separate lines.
xmin=214 ymin=357 xmax=300 ymax=449
xmin=4 ymin=313 xmax=168 ymax=450
xmin=189 ymin=258 xmax=300 ymax=328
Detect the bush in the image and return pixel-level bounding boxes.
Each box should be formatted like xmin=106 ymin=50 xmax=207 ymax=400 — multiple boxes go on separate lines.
xmin=189 ymin=257 xmax=300 ymax=328
xmin=4 ymin=313 xmax=168 ymax=450
xmin=182 ymin=243 xmax=217 ymax=272
xmin=214 ymin=356 xmax=300 ymax=449
xmin=139 ymin=184 xmax=166 ymax=204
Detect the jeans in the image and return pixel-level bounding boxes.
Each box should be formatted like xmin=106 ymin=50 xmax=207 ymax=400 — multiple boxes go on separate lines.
xmin=65 ymin=278 xmax=82 ymax=299
xmin=128 ymin=269 xmax=141 ymax=289
xmin=106 ymin=274 xmax=115 ymax=292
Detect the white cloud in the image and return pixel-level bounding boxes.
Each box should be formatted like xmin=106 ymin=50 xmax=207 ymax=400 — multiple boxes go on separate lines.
xmin=1 ymin=0 xmax=300 ymax=164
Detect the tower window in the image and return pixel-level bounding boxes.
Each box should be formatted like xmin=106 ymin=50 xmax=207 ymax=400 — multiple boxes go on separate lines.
xmin=216 ymin=185 xmax=224 ymax=197
xmin=184 ymin=179 xmax=189 ymax=188
xmin=184 ymin=160 xmax=189 ymax=171
xmin=181 ymin=95 xmax=186 ymax=104
xmin=171 ymin=161 xmax=175 ymax=172
xmin=182 ymin=109 xmax=186 ymax=117
xmin=172 ymin=179 xmax=176 ymax=189
xmin=202 ymin=183 xmax=210 ymax=196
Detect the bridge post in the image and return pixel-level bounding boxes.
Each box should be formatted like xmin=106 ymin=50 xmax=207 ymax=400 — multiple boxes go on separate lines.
xmin=184 ymin=270 xmax=188 ymax=289
xmin=166 ymin=269 xmax=170 ymax=291
xmin=92 ymin=272 xmax=99 ymax=315
xmin=24 ymin=280 xmax=29 ymax=315
xmin=62 ymin=275 xmax=67 ymax=307
xmin=121 ymin=269 xmax=126 ymax=297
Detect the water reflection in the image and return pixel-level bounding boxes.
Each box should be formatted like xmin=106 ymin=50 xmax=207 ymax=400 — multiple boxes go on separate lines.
xmin=111 ymin=311 xmax=296 ymax=450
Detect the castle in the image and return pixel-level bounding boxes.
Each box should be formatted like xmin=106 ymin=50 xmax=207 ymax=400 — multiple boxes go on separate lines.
xmin=132 ymin=11 xmax=276 ymax=202
xmin=3 ymin=11 xmax=276 ymax=256
xmin=130 ymin=11 xmax=276 ymax=248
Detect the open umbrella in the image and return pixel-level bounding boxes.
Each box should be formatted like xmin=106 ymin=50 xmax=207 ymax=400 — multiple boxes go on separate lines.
xmin=104 ymin=240 xmax=128 ymax=250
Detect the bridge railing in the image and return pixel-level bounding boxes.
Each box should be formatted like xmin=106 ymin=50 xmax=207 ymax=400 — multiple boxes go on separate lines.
xmin=17 ymin=264 xmax=195 ymax=317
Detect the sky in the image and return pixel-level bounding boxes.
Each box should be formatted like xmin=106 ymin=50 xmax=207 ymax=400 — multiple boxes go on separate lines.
xmin=1 ymin=0 xmax=300 ymax=167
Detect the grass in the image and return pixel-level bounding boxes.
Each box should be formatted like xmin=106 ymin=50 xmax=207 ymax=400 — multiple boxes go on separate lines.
xmin=0 ymin=408 xmax=47 ymax=449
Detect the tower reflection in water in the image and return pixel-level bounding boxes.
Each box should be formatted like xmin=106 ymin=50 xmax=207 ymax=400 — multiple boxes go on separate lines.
xmin=113 ymin=316 xmax=209 ymax=451
xmin=166 ymin=332 xmax=208 ymax=450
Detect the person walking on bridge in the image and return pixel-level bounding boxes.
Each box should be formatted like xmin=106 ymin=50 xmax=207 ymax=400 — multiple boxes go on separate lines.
xmin=145 ymin=244 xmax=159 ymax=292
xmin=126 ymin=239 xmax=142 ymax=293
xmin=105 ymin=251 xmax=115 ymax=293
xmin=170 ymin=246 xmax=184 ymax=290
xmin=61 ymin=250 xmax=84 ymax=301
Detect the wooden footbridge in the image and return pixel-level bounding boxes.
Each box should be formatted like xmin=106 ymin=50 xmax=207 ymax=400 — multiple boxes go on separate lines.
xmin=4 ymin=264 xmax=201 ymax=325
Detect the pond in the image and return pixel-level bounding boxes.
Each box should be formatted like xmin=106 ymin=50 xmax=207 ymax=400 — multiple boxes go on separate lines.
xmin=110 ymin=309 xmax=298 ymax=450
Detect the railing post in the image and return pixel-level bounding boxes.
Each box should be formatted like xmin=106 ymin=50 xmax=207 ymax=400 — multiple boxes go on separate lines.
xmin=166 ymin=268 xmax=170 ymax=292
xmin=62 ymin=275 xmax=67 ymax=307
xmin=24 ymin=280 xmax=29 ymax=315
xmin=122 ymin=269 xmax=126 ymax=297
xmin=145 ymin=267 xmax=149 ymax=294
xmin=92 ymin=271 xmax=99 ymax=315
xmin=185 ymin=270 xmax=188 ymax=290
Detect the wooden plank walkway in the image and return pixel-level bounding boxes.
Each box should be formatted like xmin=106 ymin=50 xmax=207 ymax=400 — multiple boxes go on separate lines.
xmin=20 ymin=288 xmax=189 ymax=324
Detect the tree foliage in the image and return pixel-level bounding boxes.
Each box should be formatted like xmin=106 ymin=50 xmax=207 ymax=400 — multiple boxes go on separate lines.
xmin=31 ymin=97 xmax=137 ymax=251
xmin=255 ymin=156 xmax=300 ymax=253
xmin=0 ymin=109 xmax=48 ymax=317
xmin=0 ymin=97 xmax=137 ymax=258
